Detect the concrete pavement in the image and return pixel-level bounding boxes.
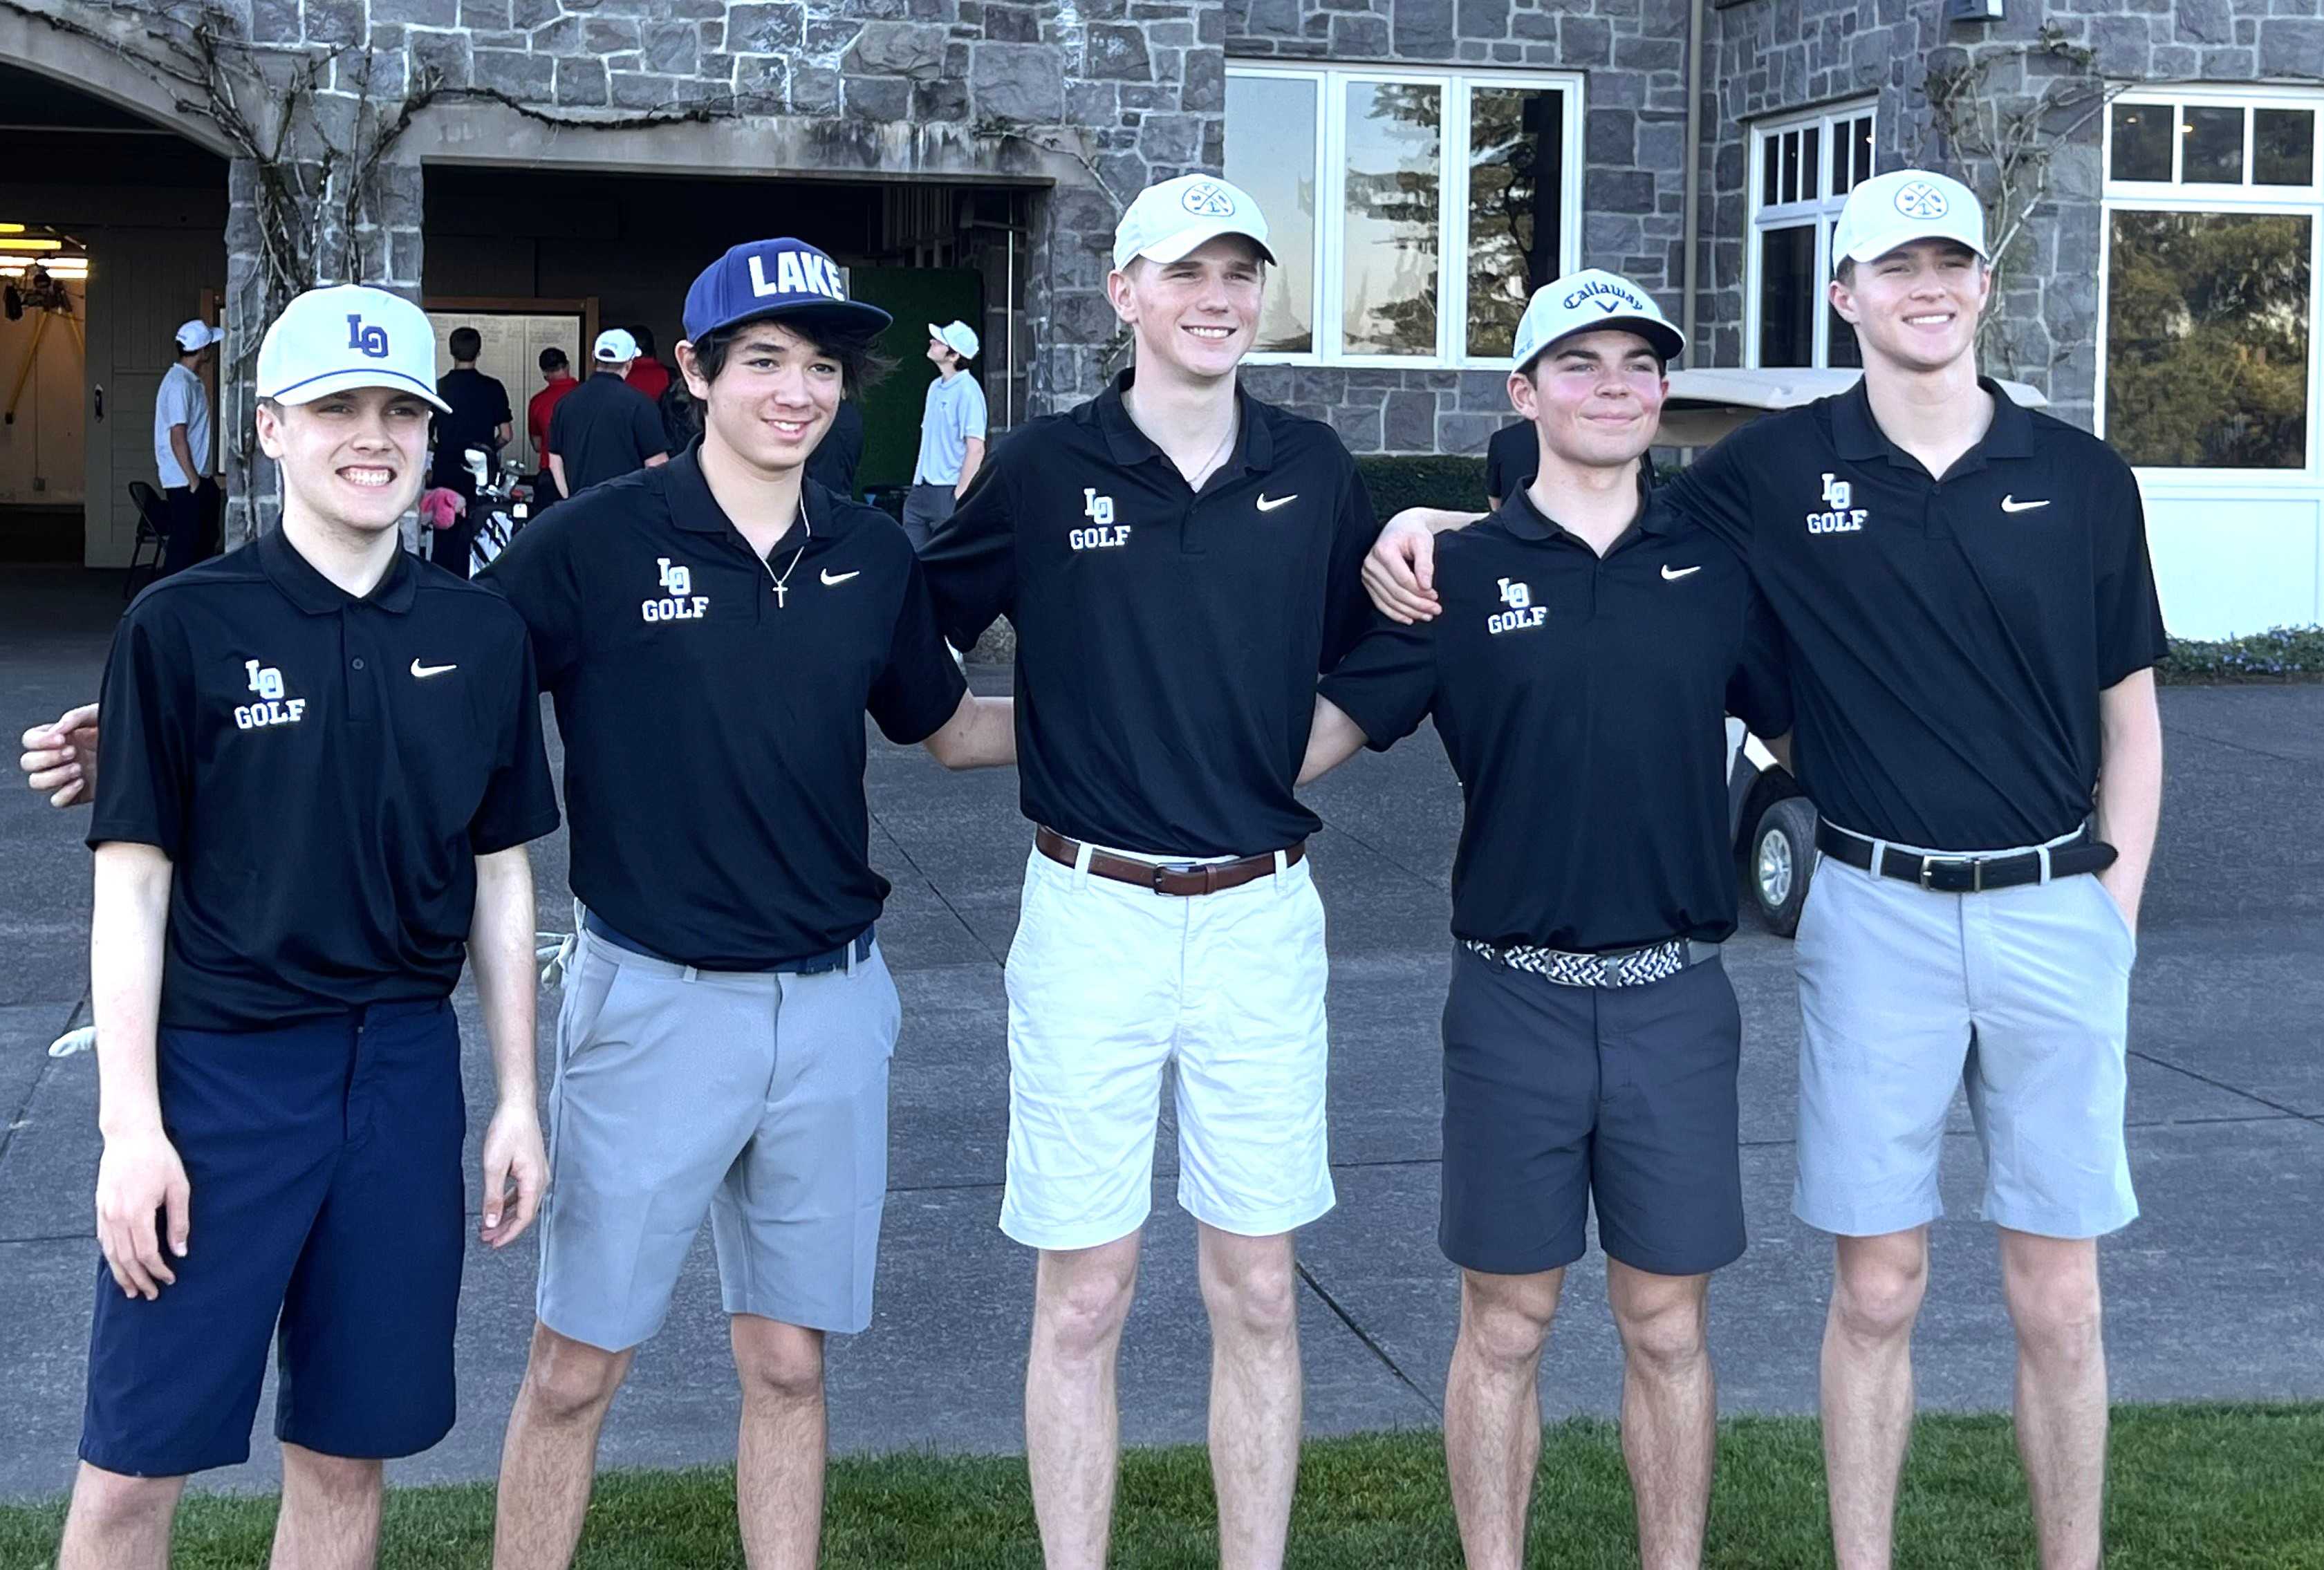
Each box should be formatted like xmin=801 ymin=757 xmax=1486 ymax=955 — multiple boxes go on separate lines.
xmin=1 ymin=563 xmax=2318 ymax=1499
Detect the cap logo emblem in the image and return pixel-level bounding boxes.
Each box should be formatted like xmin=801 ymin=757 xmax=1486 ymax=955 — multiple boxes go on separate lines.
xmin=1562 ymin=279 xmax=1643 ymax=315
xmin=747 ymin=249 xmax=846 ymax=302
xmin=1893 ymin=180 xmax=1949 ymax=221
xmin=1179 ymin=181 xmax=1236 ymax=216
xmin=345 ymin=315 xmax=390 ymax=358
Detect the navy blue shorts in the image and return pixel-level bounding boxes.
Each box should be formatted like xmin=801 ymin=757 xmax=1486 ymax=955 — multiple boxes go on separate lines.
xmin=1440 ymin=946 xmax=1746 ymax=1279
xmin=80 ymin=999 xmax=467 ymax=1477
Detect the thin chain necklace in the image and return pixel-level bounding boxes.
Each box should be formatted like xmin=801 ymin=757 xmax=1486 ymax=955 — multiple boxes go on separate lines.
xmin=756 ymin=512 xmax=811 ymax=608
xmin=1126 ymin=386 xmax=1238 ymax=489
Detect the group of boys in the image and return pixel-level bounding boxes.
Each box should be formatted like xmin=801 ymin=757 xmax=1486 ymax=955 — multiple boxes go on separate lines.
xmin=20 ymin=158 xmax=2159 ymax=1570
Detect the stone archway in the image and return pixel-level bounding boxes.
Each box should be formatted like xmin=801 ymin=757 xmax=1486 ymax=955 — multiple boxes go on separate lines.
xmin=0 ymin=5 xmax=238 ymax=157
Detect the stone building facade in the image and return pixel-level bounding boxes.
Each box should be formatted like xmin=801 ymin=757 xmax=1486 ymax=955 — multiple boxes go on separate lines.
xmin=14 ymin=0 xmax=2324 ymax=630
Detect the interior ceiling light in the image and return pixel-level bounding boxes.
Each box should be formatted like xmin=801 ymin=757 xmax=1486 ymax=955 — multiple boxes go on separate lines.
xmin=0 ymin=238 xmax=63 ymax=251
xmin=0 ymin=223 xmax=25 ymax=234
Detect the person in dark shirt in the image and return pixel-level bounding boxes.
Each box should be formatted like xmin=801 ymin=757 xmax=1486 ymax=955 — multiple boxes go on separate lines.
xmin=803 ymin=396 xmax=864 ymax=501
xmin=1306 ymin=272 xmax=1787 ymax=1570
xmin=546 ymin=328 xmax=670 ymax=499
xmin=1483 ymin=416 xmax=1537 ymax=509
xmin=432 ymin=326 xmax=514 ymax=579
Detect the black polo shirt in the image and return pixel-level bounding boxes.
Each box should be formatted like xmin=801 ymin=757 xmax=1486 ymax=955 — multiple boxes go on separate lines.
xmin=1666 ymin=380 xmax=2168 ymax=851
xmin=547 ymin=371 xmax=669 ymax=496
xmin=89 ymin=530 xmax=559 ymax=1032
xmin=1484 ymin=420 xmax=1538 ymax=506
xmin=1321 ymin=484 xmax=1790 ymax=952
xmin=433 ymin=366 xmax=512 ymax=485
xmin=920 ymin=368 xmax=1376 ymax=857
xmin=483 ymin=445 xmax=966 ymax=969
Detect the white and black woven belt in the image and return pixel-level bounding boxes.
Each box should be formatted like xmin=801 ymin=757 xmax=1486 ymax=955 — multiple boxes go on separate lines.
xmin=1462 ymin=936 xmax=1719 ymax=988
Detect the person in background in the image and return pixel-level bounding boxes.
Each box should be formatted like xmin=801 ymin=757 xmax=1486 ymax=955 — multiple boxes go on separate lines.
xmin=546 ymin=329 xmax=670 ymax=501
xmin=900 ymin=320 xmax=987 ymax=551
xmin=805 ymin=397 xmax=864 ymax=502
xmin=526 ymin=348 xmax=579 ymax=504
xmin=431 ymin=326 xmax=514 ymax=580
xmin=1483 ymin=416 xmax=1538 ymax=512
xmin=623 ymin=324 xmax=671 ymax=403
xmin=153 ymin=320 xmax=221 ymax=578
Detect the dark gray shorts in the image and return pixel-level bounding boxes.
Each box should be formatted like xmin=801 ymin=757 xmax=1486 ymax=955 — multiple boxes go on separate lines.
xmin=1440 ymin=944 xmax=1745 ymax=1278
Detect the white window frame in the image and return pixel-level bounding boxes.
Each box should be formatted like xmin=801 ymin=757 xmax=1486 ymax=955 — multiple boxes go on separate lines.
xmin=1742 ymin=98 xmax=1877 ymax=370
xmin=1226 ymin=62 xmax=1584 ymax=371
xmin=2094 ymin=84 xmax=2324 ymax=485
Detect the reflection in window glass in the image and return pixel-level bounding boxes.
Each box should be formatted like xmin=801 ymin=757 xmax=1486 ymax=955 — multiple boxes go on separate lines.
xmin=2106 ymin=210 xmax=2310 ymax=469
xmin=1468 ymin=87 xmax=1565 ymax=359
xmin=2182 ymin=105 xmax=2246 ymax=184
xmin=2256 ymin=109 xmax=2316 ymax=187
xmin=1342 ymin=80 xmax=1442 ymax=357
xmin=1757 ymin=224 xmax=1816 ymax=367
xmin=1224 ymin=74 xmax=1317 ymax=353
xmin=2110 ymin=103 xmax=2173 ymax=182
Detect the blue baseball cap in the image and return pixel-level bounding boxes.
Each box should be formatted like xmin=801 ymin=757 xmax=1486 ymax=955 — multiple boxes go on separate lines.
xmin=682 ymin=238 xmax=893 ymax=342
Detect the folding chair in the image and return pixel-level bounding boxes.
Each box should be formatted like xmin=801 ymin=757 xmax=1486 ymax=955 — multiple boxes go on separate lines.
xmin=124 ymin=480 xmax=170 ymax=601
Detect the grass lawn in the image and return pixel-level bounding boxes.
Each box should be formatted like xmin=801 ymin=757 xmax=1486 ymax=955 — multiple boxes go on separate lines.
xmin=3 ymin=1404 xmax=2318 ymax=1567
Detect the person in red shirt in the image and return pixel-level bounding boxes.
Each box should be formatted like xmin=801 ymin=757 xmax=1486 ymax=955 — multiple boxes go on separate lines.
xmin=622 ymin=326 xmax=671 ymax=403
xmin=526 ymin=348 xmax=580 ymax=500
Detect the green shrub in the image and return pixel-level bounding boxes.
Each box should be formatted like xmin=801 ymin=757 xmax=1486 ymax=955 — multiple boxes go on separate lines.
xmin=2157 ymin=626 xmax=2324 ymax=683
xmin=1357 ymin=455 xmax=1489 ymax=520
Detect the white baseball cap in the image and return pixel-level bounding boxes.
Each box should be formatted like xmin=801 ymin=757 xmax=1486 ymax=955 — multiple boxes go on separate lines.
xmin=254 ymin=285 xmax=450 ymax=411
xmin=1509 ymin=269 xmax=1686 ymax=371
xmin=593 ymin=327 xmax=640 ymax=363
xmin=1113 ymin=174 xmax=1276 ymax=272
xmin=1832 ymin=169 xmax=1989 ymax=265
xmin=174 ymin=319 xmax=222 ymax=352
xmin=927 ymin=319 xmax=980 ymax=360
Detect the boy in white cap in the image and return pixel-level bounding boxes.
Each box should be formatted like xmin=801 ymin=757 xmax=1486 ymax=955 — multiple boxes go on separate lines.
xmin=901 ymin=318 xmax=989 ymax=551
xmin=49 ymin=284 xmax=559 ymax=1570
xmin=154 ymin=318 xmax=222 ymax=576
xmin=1365 ymin=169 xmax=2166 ymax=1570
xmin=1301 ymin=270 xmax=1789 ymax=1570
xmin=920 ymin=174 xmax=1379 ymax=1570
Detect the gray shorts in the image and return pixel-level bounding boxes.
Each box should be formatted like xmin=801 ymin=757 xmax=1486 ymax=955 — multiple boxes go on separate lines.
xmin=1792 ymin=845 xmax=2139 ymax=1240
xmin=537 ymin=925 xmax=901 ymax=1349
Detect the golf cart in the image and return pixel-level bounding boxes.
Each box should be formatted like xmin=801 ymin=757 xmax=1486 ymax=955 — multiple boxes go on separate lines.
xmin=1671 ymin=368 xmax=2051 ymax=935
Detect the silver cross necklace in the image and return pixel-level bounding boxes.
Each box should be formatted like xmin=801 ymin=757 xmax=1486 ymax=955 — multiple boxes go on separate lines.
xmin=756 ymin=514 xmax=811 ymax=608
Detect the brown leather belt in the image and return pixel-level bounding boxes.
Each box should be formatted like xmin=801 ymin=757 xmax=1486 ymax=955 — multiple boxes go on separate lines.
xmin=1034 ymin=825 xmax=1305 ymax=897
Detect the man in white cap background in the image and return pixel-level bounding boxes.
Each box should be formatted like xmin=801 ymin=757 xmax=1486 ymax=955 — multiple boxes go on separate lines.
xmin=901 ymin=319 xmax=989 ymax=552
xmin=154 ymin=318 xmax=223 ymax=577
xmin=1300 ymin=270 xmax=1789 ymax=1570
xmin=48 ymin=282 xmax=559 ymax=1570
xmin=544 ymin=326 xmax=669 ymax=501
xmin=920 ymin=174 xmax=1378 ymax=1570
xmin=1365 ymin=169 xmax=2166 ymax=1569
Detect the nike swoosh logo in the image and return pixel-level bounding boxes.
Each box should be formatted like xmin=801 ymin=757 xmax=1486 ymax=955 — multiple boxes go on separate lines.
xmin=1256 ymin=493 xmax=1297 ymax=512
xmin=2000 ymin=496 xmax=2050 ymax=513
xmin=1661 ymin=564 xmax=1700 ymax=581
xmin=820 ymin=569 xmax=860 ymax=586
xmin=410 ymin=660 xmax=457 ymax=678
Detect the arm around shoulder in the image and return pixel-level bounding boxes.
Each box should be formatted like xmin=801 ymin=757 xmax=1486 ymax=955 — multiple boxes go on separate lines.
xmin=921 ymin=690 xmax=1015 ymax=769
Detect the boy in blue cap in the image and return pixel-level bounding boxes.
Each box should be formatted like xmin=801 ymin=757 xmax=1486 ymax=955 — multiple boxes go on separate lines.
xmin=481 ymin=239 xmax=1014 ymax=1569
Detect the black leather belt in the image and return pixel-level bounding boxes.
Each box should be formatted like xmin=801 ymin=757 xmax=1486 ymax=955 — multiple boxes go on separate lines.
xmin=1815 ymin=822 xmax=2117 ymax=893
xmin=582 ymin=910 xmax=874 ymax=975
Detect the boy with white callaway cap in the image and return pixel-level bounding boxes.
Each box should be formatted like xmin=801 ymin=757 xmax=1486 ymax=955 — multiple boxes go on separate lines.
xmin=49 ymin=284 xmax=558 ymax=1570
xmin=920 ymin=174 xmax=1377 ymax=1569
xmin=902 ymin=317 xmax=988 ymax=550
xmin=1366 ymin=169 xmax=2166 ymax=1569
xmin=1302 ymin=272 xmax=1788 ymax=1569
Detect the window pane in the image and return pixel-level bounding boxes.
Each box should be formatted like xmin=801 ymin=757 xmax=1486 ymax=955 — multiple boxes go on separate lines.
xmin=2106 ymin=210 xmax=2309 ymax=469
xmin=1225 ymin=74 xmax=1317 ymax=353
xmin=1467 ymin=86 xmax=1565 ymax=359
xmin=1756 ymin=223 xmax=1816 ymax=367
xmin=1801 ymin=126 xmax=1821 ymax=203
xmin=2182 ymin=104 xmax=2245 ymax=184
xmin=2110 ymin=102 xmax=2173 ymax=182
xmin=2256 ymin=108 xmax=2316 ymax=187
xmin=1781 ymin=130 xmax=1801 ymax=204
xmin=1828 ymin=306 xmax=1862 ymax=368
xmin=1342 ymin=80 xmax=1442 ymax=357
xmin=1851 ymin=115 xmax=1873 ymax=191
xmin=1762 ymin=134 xmax=1780 ymax=207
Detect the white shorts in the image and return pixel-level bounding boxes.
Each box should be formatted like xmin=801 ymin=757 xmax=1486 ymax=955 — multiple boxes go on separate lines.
xmin=999 ymin=842 xmax=1335 ymax=1251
